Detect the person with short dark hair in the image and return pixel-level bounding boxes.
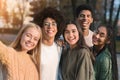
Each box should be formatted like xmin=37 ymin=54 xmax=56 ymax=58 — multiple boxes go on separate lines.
xmin=76 ymin=4 xmax=94 ymax=47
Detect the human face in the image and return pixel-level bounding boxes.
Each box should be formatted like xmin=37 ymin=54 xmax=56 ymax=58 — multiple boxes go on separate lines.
xmin=92 ymin=26 xmax=108 ymax=47
xmin=20 ymin=27 xmax=40 ymax=52
xmin=64 ymin=24 xmax=79 ymax=48
xmin=77 ymin=10 xmax=93 ymax=30
xmin=42 ymin=17 xmax=57 ymax=40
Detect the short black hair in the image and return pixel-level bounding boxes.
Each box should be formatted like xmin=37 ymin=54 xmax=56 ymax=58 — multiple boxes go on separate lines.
xmin=76 ymin=4 xmax=94 ymax=18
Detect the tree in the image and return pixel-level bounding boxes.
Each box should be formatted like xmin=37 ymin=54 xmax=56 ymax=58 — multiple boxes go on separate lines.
xmin=29 ymin=0 xmax=47 ymax=16
xmin=103 ymin=0 xmax=107 ymax=23
xmin=109 ymin=0 xmax=115 ymax=25
xmin=71 ymin=0 xmax=77 ymax=20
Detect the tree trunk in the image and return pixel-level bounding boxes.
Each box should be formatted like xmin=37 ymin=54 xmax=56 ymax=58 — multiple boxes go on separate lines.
xmin=103 ymin=0 xmax=107 ymax=23
xmin=109 ymin=0 xmax=114 ymax=25
xmin=71 ymin=0 xmax=77 ymax=20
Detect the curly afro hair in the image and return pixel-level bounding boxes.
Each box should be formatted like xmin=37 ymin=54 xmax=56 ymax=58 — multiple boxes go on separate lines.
xmin=33 ymin=7 xmax=65 ymax=40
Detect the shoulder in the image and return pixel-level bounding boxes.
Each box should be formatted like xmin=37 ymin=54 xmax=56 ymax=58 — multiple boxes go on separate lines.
xmin=88 ymin=30 xmax=94 ymax=37
xmin=77 ymin=47 xmax=91 ymax=58
xmin=0 ymin=41 xmax=6 ymax=48
xmin=97 ymin=49 xmax=111 ymax=63
xmin=95 ymin=51 xmax=112 ymax=70
xmin=89 ymin=30 xmax=93 ymax=34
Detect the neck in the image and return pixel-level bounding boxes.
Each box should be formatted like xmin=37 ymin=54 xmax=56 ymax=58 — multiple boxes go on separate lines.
xmin=94 ymin=45 xmax=105 ymax=55
xmin=42 ymin=38 xmax=54 ymax=46
xmin=83 ymin=29 xmax=89 ymax=36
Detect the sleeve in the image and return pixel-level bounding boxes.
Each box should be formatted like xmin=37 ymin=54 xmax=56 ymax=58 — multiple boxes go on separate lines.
xmin=76 ymin=49 xmax=95 ymax=80
xmin=94 ymin=55 xmax=112 ymax=80
xmin=0 ymin=41 xmax=11 ymax=65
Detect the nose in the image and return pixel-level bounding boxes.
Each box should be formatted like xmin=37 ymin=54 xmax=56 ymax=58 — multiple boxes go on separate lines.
xmin=48 ymin=24 xmax=52 ymax=28
xmin=29 ymin=37 xmax=34 ymax=43
xmin=69 ymin=32 xmax=73 ymax=37
xmin=83 ymin=15 xmax=88 ymax=20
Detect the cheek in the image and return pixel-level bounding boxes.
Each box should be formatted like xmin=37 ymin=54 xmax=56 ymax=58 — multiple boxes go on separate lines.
xmin=34 ymin=41 xmax=39 ymax=46
xmin=90 ymin=18 xmax=93 ymax=23
xmin=77 ymin=33 xmax=79 ymax=39
xmin=55 ymin=27 xmax=58 ymax=32
xmin=101 ymin=38 xmax=107 ymax=43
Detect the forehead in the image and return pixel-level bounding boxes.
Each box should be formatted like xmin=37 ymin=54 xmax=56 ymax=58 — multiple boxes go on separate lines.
xmin=98 ymin=26 xmax=107 ymax=35
xmin=44 ymin=17 xmax=56 ymax=22
xmin=25 ymin=27 xmax=40 ymax=35
xmin=79 ymin=10 xmax=92 ymax=15
xmin=66 ymin=24 xmax=77 ymax=30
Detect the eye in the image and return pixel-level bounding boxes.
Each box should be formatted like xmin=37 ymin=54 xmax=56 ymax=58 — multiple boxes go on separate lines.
xmin=34 ymin=37 xmax=39 ymax=42
xmin=65 ymin=30 xmax=69 ymax=34
xmin=43 ymin=22 xmax=50 ymax=26
xmin=87 ymin=14 xmax=92 ymax=18
xmin=79 ymin=14 xmax=85 ymax=18
xmin=100 ymin=33 xmax=106 ymax=37
xmin=52 ymin=22 xmax=57 ymax=26
xmin=72 ymin=30 xmax=77 ymax=33
xmin=26 ymin=33 xmax=31 ymax=37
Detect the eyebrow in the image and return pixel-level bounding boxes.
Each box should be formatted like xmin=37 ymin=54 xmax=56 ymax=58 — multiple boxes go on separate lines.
xmin=98 ymin=31 xmax=106 ymax=36
xmin=44 ymin=21 xmax=56 ymax=23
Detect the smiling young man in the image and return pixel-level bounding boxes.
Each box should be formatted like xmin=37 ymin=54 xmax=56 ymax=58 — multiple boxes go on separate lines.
xmin=76 ymin=4 xmax=94 ymax=47
xmin=33 ymin=7 xmax=65 ymax=80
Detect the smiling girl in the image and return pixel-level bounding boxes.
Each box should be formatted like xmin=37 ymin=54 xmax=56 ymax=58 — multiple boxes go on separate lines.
xmin=0 ymin=23 xmax=42 ymax=80
xmin=92 ymin=24 xmax=118 ymax=80
xmin=59 ymin=21 xmax=94 ymax=80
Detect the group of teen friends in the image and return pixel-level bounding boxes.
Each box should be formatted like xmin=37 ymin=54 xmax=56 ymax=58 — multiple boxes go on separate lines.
xmin=0 ymin=3 xmax=118 ymax=80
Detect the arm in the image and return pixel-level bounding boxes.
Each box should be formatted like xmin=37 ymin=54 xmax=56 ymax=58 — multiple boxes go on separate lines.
xmin=94 ymin=54 xmax=112 ymax=80
xmin=76 ymin=49 xmax=94 ymax=80
xmin=0 ymin=41 xmax=11 ymax=65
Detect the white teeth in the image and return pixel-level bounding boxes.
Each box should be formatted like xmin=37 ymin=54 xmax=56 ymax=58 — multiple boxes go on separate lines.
xmin=48 ymin=31 xmax=53 ymax=33
xmin=69 ymin=38 xmax=74 ymax=41
xmin=47 ymin=30 xmax=53 ymax=33
xmin=83 ymin=22 xmax=87 ymax=23
xmin=26 ymin=42 xmax=32 ymax=47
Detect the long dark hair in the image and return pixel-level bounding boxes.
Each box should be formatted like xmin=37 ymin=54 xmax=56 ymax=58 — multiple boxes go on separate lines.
xmin=63 ymin=20 xmax=87 ymax=48
xmin=63 ymin=20 xmax=95 ymax=62
xmin=98 ymin=24 xmax=118 ymax=80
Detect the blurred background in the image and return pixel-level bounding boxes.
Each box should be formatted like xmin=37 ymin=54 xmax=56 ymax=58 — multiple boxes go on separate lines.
xmin=0 ymin=0 xmax=120 ymax=79
xmin=0 ymin=0 xmax=119 ymax=52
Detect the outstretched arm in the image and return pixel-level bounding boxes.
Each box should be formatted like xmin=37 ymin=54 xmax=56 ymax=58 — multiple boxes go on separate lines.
xmin=0 ymin=41 xmax=11 ymax=65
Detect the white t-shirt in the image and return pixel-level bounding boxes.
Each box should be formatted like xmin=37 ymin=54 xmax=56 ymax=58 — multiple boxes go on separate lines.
xmin=41 ymin=42 xmax=62 ymax=80
xmin=84 ymin=30 xmax=93 ymax=47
